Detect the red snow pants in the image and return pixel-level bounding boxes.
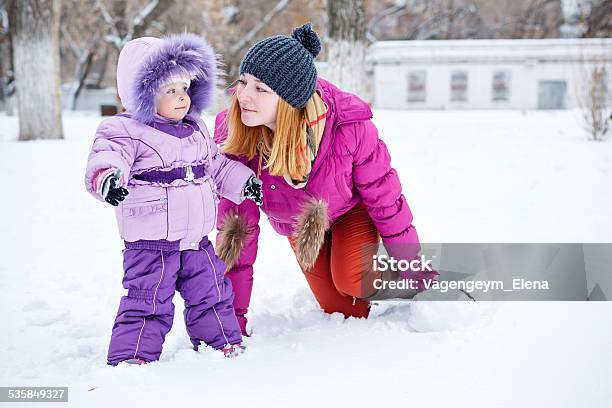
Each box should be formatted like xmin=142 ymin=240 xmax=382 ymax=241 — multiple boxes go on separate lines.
xmin=288 ymin=202 xmax=380 ymax=319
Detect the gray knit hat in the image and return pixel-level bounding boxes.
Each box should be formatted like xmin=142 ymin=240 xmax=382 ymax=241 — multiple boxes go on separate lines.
xmin=239 ymin=23 xmax=321 ymax=108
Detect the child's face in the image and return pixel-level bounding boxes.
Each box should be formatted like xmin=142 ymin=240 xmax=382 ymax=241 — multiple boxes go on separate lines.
xmin=156 ymin=80 xmax=191 ymax=120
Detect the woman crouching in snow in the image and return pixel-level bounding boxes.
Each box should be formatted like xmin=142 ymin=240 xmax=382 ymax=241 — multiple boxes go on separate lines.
xmin=214 ymin=23 xmax=438 ymax=336
xmin=84 ymin=33 xmax=263 ymax=365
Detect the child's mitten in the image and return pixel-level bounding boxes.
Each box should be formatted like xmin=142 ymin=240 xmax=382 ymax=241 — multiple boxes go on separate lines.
xmin=93 ymin=168 xmax=129 ymax=206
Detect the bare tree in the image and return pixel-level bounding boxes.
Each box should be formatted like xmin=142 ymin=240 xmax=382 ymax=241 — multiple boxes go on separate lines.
xmin=62 ymin=26 xmax=101 ymax=109
xmin=205 ymin=0 xmax=298 ymax=84
xmin=366 ymin=0 xmax=568 ymax=40
xmin=418 ymin=1 xmax=483 ymax=39
xmin=228 ymin=0 xmax=294 ymax=56
xmin=0 ymin=0 xmax=14 ymax=113
xmin=59 ymin=0 xmax=104 ymax=109
xmin=10 ymin=0 xmax=63 ymax=140
xmin=367 ymin=0 xmax=409 ymax=42
xmin=577 ymin=65 xmax=611 ymax=141
xmin=367 ymin=0 xmax=485 ymax=40
xmin=584 ymin=0 xmax=612 ymax=38
xmin=327 ymin=0 xmax=368 ymax=98
xmin=159 ymin=0 xmax=320 ymax=111
xmin=96 ymin=0 xmax=173 ymax=52
xmin=88 ymin=44 xmax=111 ymax=88
xmin=49 ymin=0 xmax=323 ymax=110
xmin=514 ymin=0 xmax=563 ymax=38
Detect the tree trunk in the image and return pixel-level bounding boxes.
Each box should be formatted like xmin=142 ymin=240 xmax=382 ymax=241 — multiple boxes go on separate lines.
xmin=91 ymin=44 xmax=110 ymax=89
xmin=4 ymin=11 xmax=15 ymax=116
xmin=327 ymin=0 xmax=368 ymax=100
xmin=69 ymin=29 xmax=100 ymax=110
xmin=11 ymin=0 xmax=63 ymax=140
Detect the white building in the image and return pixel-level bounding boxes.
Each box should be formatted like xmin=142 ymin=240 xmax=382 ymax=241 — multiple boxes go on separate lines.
xmin=60 ymin=87 xmax=118 ymax=111
xmin=368 ymin=38 xmax=612 ymax=110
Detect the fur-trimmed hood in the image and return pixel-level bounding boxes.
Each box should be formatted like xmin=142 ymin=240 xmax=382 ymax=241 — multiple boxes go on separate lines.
xmin=116 ymin=33 xmax=217 ymax=123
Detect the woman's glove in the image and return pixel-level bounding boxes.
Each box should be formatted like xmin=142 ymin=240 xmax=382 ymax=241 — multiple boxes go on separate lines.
xmin=243 ymin=176 xmax=263 ymax=206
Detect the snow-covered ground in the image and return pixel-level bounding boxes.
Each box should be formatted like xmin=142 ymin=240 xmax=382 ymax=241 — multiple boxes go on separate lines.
xmin=1 ymin=109 xmax=611 ymax=407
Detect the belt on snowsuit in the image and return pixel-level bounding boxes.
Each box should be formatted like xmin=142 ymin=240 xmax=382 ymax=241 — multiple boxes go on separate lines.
xmin=132 ymin=164 xmax=207 ymax=184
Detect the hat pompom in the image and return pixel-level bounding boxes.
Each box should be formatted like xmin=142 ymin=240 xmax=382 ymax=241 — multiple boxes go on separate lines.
xmin=292 ymin=23 xmax=321 ymax=58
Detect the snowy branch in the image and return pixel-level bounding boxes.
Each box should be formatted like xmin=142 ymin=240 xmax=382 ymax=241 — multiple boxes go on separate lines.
xmin=229 ymin=0 xmax=294 ymax=56
xmin=96 ymin=0 xmax=170 ymax=50
xmin=0 ymin=5 xmax=8 ymax=35
xmin=367 ymin=0 xmax=409 ymax=41
xmin=61 ymin=25 xmax=81 ymax=58
xmin=131 ymin=0 xmax=172 ymax=39
xmin=223 ymin=5 xmax=239 ymax=25
xmin=133 ymin=0 xmax=158 ymax=28
xmin=96 ymin=0 xmax=122 ymax=49
xmin=127 ymin=0 xmax=158 ymax=41
xmin=68 ymin=28 xmax=101 ymax=110
xmin=586 ymin=0 xmax=612 ymax=37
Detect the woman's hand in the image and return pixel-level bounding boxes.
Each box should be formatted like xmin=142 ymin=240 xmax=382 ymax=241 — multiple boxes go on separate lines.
xmin=242 ymin=176 xmax=263 ymax=206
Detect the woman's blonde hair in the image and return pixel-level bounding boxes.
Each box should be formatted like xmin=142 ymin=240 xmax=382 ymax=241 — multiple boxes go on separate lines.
xmin=222 ymin=93 xmax=309 ymax=180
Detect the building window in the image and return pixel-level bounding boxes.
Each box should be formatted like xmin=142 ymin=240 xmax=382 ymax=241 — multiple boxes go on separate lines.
xmin=537 ymin=80 xmax=567 ymax=110
xmin=451 ymin=71 xmax=468 ymax=102
xmin=492 ymin=71 xmax=511 ymax=102
xmin=407 ymin=71 xmax=426 ymax=102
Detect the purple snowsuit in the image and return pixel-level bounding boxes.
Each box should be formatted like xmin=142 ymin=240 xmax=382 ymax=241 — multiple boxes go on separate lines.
xmin=84 ymin=34 xmax=253 ymax=365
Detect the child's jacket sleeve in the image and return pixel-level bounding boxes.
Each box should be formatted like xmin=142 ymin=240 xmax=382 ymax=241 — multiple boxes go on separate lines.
xmin=205 ymin=132 xmax=254 ymax=204
xmin=190 ymin=116 xmax=254 ymax=205
xmin=84 ymin=118 xmax=136 ymax=201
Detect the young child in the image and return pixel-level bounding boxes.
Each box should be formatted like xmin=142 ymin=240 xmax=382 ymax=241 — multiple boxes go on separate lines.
xmin=84 ymin=33 xmax=263 ymax=365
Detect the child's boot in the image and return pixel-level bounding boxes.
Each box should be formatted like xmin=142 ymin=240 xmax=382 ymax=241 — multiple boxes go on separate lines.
xmin=219 ymin=343 xmax=246 ymax=358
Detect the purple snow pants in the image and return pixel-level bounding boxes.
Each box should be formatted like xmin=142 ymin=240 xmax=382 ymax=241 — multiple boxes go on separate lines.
xmin=107 ymin=237 xmax=242 ymax=365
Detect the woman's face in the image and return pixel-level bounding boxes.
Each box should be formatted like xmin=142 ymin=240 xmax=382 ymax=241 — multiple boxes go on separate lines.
xmin=235 ymin=73 xmax=279 ymax=131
